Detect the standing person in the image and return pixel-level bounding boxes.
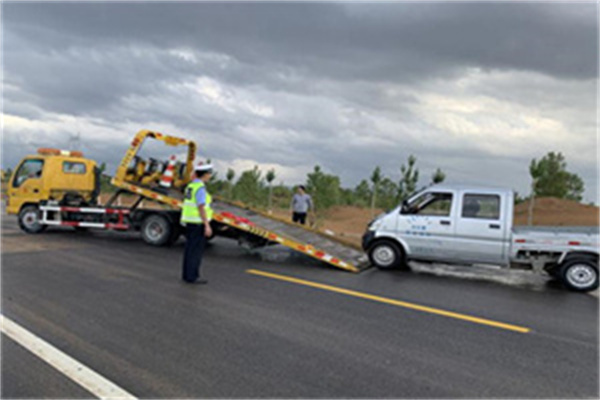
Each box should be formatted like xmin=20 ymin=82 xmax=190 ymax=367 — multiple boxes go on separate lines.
xmin=291 ymin=185 xmax=313 ymax=225
xmin=180 ymin=163 xmax=214 ymax=284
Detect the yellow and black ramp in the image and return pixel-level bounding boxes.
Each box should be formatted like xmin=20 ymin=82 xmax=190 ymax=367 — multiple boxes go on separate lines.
xmin=212 ymin=200 xmax=369 ymax=273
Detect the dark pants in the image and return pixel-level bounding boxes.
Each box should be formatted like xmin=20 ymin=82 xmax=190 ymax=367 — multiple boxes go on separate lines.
xmin=292 ymin=212 xmax=307 ymax=225
xmin=182 ymin=223 xmax=206 ymax=282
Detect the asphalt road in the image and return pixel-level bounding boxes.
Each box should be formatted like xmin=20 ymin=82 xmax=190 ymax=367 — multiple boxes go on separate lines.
xmin=1 ymin=215 xmax=598 ymax=398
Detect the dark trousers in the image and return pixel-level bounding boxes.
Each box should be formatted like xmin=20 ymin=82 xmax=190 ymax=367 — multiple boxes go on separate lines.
xmin=182 ymin=223 xmax=206 ymax=282
xmin=292 ymin=212 xmax=307 ymax=225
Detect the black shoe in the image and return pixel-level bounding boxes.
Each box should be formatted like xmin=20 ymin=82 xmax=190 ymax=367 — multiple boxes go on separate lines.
xmin=183 ymin=278 xmax=208 ymax=284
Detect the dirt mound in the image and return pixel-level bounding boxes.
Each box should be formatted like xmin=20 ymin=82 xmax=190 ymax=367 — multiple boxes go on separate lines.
xmin=514 ymin=197 xmax=599 ymax=226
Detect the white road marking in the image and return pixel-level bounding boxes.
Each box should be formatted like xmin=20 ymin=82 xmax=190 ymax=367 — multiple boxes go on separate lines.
xmin=1 ymin=314 xmax=137 ymax=399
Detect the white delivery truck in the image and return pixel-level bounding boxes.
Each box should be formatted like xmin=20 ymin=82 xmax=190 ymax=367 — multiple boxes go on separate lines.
xmin=362 ymin=184 xmax=599 ymax=292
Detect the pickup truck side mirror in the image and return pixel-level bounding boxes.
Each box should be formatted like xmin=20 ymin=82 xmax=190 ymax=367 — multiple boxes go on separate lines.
xmin=400 ymin=199 xmax=410 ymax=214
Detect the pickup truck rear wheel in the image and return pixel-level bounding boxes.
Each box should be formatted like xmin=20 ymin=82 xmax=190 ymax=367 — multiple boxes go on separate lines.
xmin=559 ymin=258 xmax=599 ymax=292
xmin=18 ymin=205 xmax=47 ymax=234
xmin=369 ymin=240 xmax=406 ymax=270
xmin=141 ymin=214 xmax=172 ymax=246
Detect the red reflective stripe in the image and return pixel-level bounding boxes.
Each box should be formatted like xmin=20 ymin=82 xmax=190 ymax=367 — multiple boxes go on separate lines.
xmin=315 ymin=251 xmax=325 ymax=258
xmin=331 ymin=258 xmax=339 ymax=264
xmin=105 ymin=209 xmax=129 ymax=214
xmin=61 ymin=221 xmax=79 ymax=227
xmin=568 ymin=241 xmax=581 ymax=246
xmin=107 ymin=223 xmax=129 ymax=230
xmin=268 ymin=234 xmax=277 ymax=240
xmin=515 ymin=239 xmax=526 ymax=243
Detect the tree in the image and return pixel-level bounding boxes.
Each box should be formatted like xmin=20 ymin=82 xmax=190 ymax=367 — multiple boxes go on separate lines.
xmin=431 ymin=168 xmax=446 ymax=184
xmin=306 ymin=165 xmax=340 ymax=212
xmin=2 ymin=168 xmax=13 ymax=183
xmin=370 ymin=166 xmax=382 ymax=217
xmin=266 ymin=168 xmax=276 ymax=212
xmin=398 ymin=155 xmax=419 ymax=201
xmin=353 ymin=179 xmax=371 ymax=207
xmin=226 ymin=168 xmax=235 ymax=200
xmin=233 ymin=166 xmax=264 ymax=207
xmin=378 ymin=177 xmax=399 ymax=210
xmin=529 ymin=152 xmax=585 ymax=201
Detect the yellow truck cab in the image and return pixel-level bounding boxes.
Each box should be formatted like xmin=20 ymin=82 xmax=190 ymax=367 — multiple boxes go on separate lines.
xmin=6 ymin=149 xmax=99 ymax=231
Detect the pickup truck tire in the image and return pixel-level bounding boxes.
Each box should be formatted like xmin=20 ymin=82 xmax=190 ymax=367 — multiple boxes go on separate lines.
xmin=368 ymin=240 xmax=407 ymax=270
xmin=141 ymin=214 xmax=172 ymax=246
xmin=18 ymin=205 xmax=47 ymax=234
xmin=559 ymin=257 xmax=599 ymax=292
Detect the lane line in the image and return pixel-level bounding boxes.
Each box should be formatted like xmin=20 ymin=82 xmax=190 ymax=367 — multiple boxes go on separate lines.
xmin=246 ymin=269 xmax=531 ymax=334
xmin=1 ymin=314 xmax=137 ymax=399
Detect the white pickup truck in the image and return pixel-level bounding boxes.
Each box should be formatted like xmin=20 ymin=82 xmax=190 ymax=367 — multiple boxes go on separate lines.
xmin=362 ymin=184 xmax=599 ymax=292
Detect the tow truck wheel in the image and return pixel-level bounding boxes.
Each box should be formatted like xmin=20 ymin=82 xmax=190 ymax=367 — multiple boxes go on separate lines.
xmin=559 ymin=258 xmax=599 ymax=292
xmin=368 ymin=240 xmax=406 ymax=270
xmin=18 ymin=205 xmax=47 ymax=234
xmin=141 ymin=214 xmax=172 ymax=246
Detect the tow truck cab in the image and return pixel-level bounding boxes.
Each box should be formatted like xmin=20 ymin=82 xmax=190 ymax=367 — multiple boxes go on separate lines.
xmin=6 ymin=149 xmax=99 ymax=216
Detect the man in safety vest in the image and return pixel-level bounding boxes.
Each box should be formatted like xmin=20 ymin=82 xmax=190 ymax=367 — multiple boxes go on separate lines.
xmin=180 ymin=162 xmax=214 ymax=284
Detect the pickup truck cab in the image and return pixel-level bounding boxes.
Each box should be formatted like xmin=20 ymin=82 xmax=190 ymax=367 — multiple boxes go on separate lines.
xmin=362 ymin=184 xmax=599 ymax=292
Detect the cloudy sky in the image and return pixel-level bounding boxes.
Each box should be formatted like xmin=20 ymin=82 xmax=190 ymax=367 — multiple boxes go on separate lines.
xmin=2 ymin=2 xmax=598 ymax=201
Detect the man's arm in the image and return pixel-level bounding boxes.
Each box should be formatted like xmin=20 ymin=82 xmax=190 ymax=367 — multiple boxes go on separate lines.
xmin=195 ymin=187 xmax=213 ymax=237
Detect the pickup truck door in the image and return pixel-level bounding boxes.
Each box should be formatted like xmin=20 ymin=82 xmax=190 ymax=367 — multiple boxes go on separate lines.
xmin=399 ymin=191 xmax=457 ymax=261
xmin=453 ymin=192 xmax=508 ymax=264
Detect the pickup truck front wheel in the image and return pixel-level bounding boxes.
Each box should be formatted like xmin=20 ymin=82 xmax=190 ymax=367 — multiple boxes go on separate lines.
xmin=369 ymin=240 xmax=407 ymax=270
xmin=559 ymin=258 xmax=599 ymax=292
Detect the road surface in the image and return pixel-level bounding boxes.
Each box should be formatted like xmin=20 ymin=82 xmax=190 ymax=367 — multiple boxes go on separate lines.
xmin=1 ymin=215 xmax=598 ymax=398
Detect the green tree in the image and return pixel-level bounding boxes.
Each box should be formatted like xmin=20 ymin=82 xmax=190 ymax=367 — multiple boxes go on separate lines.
xmin=226 ymin=168 xmax=235 ymax=200
xmin=529 ymin=152 xmax=585 ymax=201
xmin=378 ymin=177 xmax=399 ymax=210
xmin=266 ymin=168 xmax=276 ymax=212
xmin=370 ymin=166 xmax=382 ymax=217
xmin=431 ymin=168 xmax=446 ymax=184
xmin=97 ymin=162 xmax=115 ymax=193
xmin=353 ymin=179 xmax=371 ymax=207
xmin=2 ymin=167 xmax=13 ymax=183
xmin=306 ymin=165 xmax=340 ymax=212
xmin=398 ymin=155 xmax=419 ymax=201
xmin=233 ymin=166 xmax=264 ymax=207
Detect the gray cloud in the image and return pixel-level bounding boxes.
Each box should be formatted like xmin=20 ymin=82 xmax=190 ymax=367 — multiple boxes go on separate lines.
xmin=2 ymin=2 xmax=598 ymax=202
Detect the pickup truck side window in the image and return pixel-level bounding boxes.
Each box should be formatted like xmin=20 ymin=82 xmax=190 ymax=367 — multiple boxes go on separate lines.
xmin=462 ymin=194 xmax=500 ymax=220
xmin=409 ymin=192 xmax=453 ymax=217
xmin=13 ymin=159 xmax=44 ymax=188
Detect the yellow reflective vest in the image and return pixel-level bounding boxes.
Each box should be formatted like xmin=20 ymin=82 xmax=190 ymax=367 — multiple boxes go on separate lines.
xmin=181 ymin=181 xmax=213 ymax=224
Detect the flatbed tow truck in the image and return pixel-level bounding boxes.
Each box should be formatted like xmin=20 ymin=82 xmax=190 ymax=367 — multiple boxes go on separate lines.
xmin=6 ymin=130 xmax=368 ymax=273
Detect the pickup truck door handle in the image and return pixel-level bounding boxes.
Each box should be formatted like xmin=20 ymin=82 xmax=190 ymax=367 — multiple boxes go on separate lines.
xmin=489 ymin=223 xmax=501 ymax=229
xmin=440 ymin=220 xmax=451 ymax=226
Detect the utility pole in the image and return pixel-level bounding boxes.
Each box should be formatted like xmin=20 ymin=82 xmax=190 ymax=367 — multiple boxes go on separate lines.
xmin=527 ymin=178 xmax=537 ymax=226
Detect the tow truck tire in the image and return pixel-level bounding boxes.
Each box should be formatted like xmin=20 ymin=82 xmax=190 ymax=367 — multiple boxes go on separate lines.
xmin=18 ymin=205 xmax=47 ymax=234
xmin=141 ymin=214 xmax=172 ymax=247
xmin=368 ymin=240 xmax=406 ymax=270
xmin=559 ymin=257 xmax=599 ymax=292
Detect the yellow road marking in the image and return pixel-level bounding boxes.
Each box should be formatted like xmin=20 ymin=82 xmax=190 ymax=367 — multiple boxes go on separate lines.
xmin=247 ymin=269 xmax=531 ymax=334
